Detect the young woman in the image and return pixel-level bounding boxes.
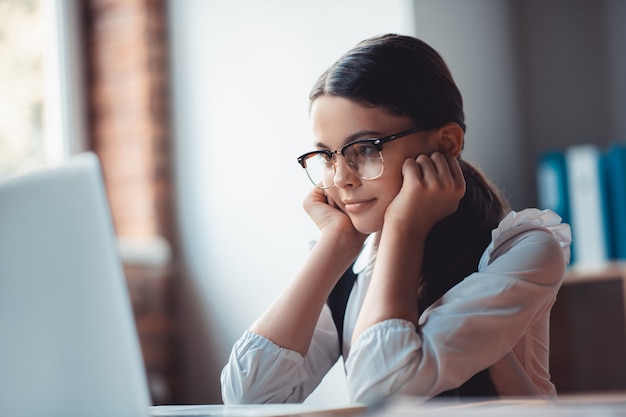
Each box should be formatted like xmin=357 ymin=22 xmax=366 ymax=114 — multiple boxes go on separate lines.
xmin=220 ymin=34 xmax=571 ymax=404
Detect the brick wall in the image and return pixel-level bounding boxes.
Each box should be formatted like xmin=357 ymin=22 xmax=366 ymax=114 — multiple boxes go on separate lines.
xmin=84 ymin=0 xmax=174 ymax=242
xmin=83 ymin=0 xmax=179 ymax=405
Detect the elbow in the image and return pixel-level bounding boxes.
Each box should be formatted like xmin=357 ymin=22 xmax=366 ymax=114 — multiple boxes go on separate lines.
xmin=346 ymin=376 xmax=431 ymax=406
xmin=220 ymin=366 xmax=265 ymax=405
xmin=346 ymin=380 xmax=385 ymax=405
xmin=347 ymin=383 xmax=389 ymax=405
xmin=220 ymin=375 xmax=267 ymax=405
xmin=220 ymin=367 xmax=248 ymax=404
xmin=345 ymin=356 xmax=430 ymax=405
xmin=221 ymin=365 xmax=303 ymax=405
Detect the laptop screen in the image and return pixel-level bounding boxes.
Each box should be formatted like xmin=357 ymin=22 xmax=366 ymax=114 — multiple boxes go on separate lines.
xmin=0 ymin=153 xmax=151 ymax=417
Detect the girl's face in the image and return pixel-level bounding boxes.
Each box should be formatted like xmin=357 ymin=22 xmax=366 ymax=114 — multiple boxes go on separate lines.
xmin=309 ymin=95 xmax=439 ymax=234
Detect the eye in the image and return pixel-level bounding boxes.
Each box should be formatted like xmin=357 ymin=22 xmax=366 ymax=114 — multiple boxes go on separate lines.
xmin=319 ymin=151 xmax=334 ymax=163
xmin=352 ymin=142 xmax=379 ymax=158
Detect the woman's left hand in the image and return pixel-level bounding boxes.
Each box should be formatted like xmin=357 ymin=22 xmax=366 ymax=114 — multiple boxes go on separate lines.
xmin=384 ymin=152 xmax=466 ymax=238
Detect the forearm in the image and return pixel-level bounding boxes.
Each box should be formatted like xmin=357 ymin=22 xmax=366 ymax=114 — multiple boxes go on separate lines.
xmin=221 ymin=331 xmax=308 ymax=404
xmin=250 ymin=230 xmax=363 ymax=356
xmin=345 ymin=221 xmax=571 ymax=404
xmin=351 ymin=224 xmax=426 ymax=342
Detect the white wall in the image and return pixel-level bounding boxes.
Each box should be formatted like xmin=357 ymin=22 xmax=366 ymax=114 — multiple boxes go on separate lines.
xmin=167 ymin=0 xmax=626 ymax=404
xmin=168 ymin=0 xmax=415 ymax=404
xmin=412 ymin=0 xmax=525 ymax=207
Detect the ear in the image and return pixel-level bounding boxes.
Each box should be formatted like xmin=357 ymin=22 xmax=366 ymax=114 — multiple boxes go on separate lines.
xmin=435 ymin=122 xmax=464 ymax=157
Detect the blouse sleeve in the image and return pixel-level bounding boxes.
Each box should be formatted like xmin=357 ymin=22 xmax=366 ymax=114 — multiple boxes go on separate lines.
xmin=344 ymin=209 xmax=572 ymax=403
xmin=220 ymin=303 xmax=341 ymax=404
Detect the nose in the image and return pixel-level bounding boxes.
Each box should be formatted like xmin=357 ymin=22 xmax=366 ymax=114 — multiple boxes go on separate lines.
xmin=332 ymin=154 xmax=359 ymax=188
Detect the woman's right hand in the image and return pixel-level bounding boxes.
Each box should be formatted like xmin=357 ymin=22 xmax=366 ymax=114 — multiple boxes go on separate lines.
xmin=249 ymin=187 xmax=366 ymax=358
xmin=303 ymin=187 xmax=367 ymax=247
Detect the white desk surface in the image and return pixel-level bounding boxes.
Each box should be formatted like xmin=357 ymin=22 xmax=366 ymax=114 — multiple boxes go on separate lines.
xmin=150 ymin=393 xmax=626 ymax=417
xmin=150 ymin=403 xmax=366 ymax=417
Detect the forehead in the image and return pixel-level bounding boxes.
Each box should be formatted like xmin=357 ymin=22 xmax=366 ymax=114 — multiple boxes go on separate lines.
xmin=310 ymin=96 xmax=412 ymax=147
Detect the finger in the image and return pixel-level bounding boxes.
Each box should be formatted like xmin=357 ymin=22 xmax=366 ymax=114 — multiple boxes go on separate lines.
xmin=414 ymin=154 xmax=437 ymax=179
xmin=311 ymin=186 xmax=327 ymax=200
xmin=326 ymin=194 xmax=338 ymax=208
xmin=430 ymin=152 xmax=453 ymax=177
xmin=431 ymin=152 xmax=465 ymax=191
xmin=443 ymin=154 xmax=466 ymax=195
xmin=445 ymin=153 xmax=464 ymax=182
xmin=401 ymin=157 xmax=422 ymax=181
xmin=304 ymin=187 xmax=327 ymax=207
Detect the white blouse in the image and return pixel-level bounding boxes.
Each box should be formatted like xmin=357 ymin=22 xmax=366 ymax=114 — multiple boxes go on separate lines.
xmin=220 ymin=209 xmax=572 ymax=405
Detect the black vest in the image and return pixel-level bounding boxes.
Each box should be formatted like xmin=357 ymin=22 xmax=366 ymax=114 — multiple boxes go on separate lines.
xmin=326 ymin=264 xmax=498 ymax=398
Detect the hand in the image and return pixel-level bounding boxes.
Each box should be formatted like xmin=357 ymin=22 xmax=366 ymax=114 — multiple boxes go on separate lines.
xmin=384 ymin=152 xmax=466 ymax=237
xmin=303 ymin=187 xmax=367 ymax=247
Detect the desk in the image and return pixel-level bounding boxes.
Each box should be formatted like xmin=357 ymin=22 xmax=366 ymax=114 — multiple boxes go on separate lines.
xmin=373 ymin=394 xmax=626 ymax=416
xmin=149 ymin=394 xmax=626 ymax=416
xmin=150 ymin=403 xmax=366 ymax=417
xmin=550 ymin=264 xmax=626 ymax=392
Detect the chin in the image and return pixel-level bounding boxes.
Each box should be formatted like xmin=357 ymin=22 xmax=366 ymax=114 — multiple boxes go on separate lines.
xmin=351 ymin=218 xmax=383 ymax=235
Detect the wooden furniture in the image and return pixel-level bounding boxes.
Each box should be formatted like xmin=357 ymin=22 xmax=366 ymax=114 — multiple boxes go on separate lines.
xmin=124 ymin=263 xmax=177 ymax=405
xmin=550 ymin=263 xmax=626 ymax=393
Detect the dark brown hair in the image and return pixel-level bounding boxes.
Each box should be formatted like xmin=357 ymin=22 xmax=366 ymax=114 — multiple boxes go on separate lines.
xmin=310 ymin=34 xmax=466 ymax=134
xmin=312 ymin=34 xmax=510 ymax=396
xmin=311 ymin=33 xmax=508 ymax=308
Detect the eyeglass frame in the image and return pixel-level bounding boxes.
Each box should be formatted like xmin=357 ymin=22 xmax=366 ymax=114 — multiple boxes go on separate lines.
xmin=296 ymin=126 xmax=424 ymax=189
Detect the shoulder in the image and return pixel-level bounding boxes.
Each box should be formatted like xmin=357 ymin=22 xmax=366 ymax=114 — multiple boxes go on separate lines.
xmin=478 ymin=209 xmax=572 ymax=286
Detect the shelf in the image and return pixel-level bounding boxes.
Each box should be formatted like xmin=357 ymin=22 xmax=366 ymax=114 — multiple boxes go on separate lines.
xmin=550 ymin=266 xmax=626 ymax=393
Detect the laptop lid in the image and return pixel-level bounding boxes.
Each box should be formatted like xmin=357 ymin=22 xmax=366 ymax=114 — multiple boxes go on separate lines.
xmin=0 ymin=153 xmax=151 ymax=417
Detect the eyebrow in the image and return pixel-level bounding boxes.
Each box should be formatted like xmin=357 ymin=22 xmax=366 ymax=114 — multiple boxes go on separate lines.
xmin=314 ymin=129 xmax=384 ymax=150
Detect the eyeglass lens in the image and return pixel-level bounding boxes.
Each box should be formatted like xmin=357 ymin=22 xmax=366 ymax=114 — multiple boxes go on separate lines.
xmin=303 ymin=142 xmax=383 ymax=189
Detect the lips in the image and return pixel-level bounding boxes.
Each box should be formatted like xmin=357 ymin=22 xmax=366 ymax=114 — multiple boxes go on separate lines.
xmin=342 ymin=198 xmax=375 ymax=213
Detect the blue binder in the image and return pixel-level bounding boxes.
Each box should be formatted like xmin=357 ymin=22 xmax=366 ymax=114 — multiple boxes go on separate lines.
xmin=605 ymin=143 xmax=626 ymax=260
xmin=536 ymin=150 xmax=570 ymax=225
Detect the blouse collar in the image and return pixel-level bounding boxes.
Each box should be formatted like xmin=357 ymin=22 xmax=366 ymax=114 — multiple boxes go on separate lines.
xmin=353 ymin=233 xmax=378 ymax=275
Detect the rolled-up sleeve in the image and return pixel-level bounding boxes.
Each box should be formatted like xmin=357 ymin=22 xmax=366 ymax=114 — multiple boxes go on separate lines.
xmin=345 ymin=209 xmax=571 ymax=403
xmin=221 ymin=304 xmax=340 ymax=404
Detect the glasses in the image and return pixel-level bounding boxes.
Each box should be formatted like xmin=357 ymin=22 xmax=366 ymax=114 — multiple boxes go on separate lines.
xmin=296 ymin=127 xmax=423 ymax=189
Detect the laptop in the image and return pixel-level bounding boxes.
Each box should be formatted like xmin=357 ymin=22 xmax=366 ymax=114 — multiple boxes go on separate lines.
xmin=0 ymin=152 xmax=370 ymax=417
xmin=0 ymin=153 xmax=152 ymax=417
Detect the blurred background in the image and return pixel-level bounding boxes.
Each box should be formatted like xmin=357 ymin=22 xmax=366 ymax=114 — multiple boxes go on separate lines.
xmin=2 ymin=0 xmax=626 ymax=406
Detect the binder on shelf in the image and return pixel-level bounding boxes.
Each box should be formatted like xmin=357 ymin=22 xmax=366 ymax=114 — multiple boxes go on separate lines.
xmin=605 ymin=142 xmax=626 ymax=260
xmin=536 ymin=150 xmax=570 ymax=225
xmin=565 ymin=144 xmax=613 ymax=268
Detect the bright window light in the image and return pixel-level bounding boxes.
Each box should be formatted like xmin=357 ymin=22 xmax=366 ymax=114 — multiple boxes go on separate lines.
xmin=0 ymin=0 xmax=85 ymax=177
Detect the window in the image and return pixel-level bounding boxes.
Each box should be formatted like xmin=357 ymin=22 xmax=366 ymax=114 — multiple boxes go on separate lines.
xmin=0 ymin=0 xmax=45 ymax=175
xmin=0 ymin=0 xmax=85 ymax=177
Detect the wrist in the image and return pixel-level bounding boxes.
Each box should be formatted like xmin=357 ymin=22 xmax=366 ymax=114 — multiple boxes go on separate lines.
xmin=317 ymin=227 xmax=366 ymax=259
xmin=382 ymin=214 xmax=430 ymax=243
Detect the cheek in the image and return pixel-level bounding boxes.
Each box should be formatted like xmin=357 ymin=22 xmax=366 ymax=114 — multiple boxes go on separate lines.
xmin=377 ymin=182 xmax=402 ymax=211
xmin=370 ymin=170 xmax=403 ymax=212
xmin=376 ymin=167 xmax=402 ymax=214
xmin=360 ymin=180 xmax=402 ymax=233
xmin=379 ymin=161 xmax=405 ymax=197
xmin=324 ymin=188 xmax=342 ymax=208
